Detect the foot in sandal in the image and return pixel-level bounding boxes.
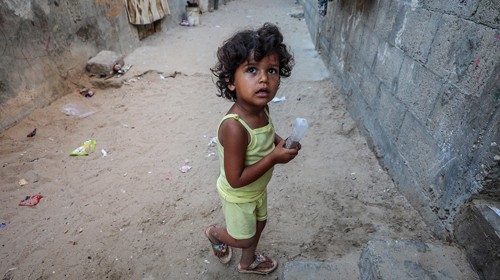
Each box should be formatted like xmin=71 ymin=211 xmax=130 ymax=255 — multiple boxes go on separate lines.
xmin=205 ymin=225 xmax=232 ymax=264
xmin=238 ymin=253 xmax=278 ymax=275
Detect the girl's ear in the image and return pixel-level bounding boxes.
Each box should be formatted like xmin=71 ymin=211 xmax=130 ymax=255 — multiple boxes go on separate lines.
xmin=227 ymin=84 xmax=236 ymax=91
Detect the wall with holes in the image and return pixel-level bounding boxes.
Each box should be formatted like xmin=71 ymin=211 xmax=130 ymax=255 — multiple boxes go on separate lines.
xmin=301 ymin=0 xmax=499 ymax=239
xmin=0 ymin=0 xmax=188 ymax=132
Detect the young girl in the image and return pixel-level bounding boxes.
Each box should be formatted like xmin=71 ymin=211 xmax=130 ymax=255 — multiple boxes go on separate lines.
xmin=205 ymin=23 xmax=300 ymax=275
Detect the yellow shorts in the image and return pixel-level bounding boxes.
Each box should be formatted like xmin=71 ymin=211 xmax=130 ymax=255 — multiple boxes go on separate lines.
xmin=221 ymin=193 xmax=267 ymax=240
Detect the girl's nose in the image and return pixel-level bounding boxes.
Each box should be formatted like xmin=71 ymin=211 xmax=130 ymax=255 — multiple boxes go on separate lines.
xmin=259 ymin=72 xmax=268 ymax=83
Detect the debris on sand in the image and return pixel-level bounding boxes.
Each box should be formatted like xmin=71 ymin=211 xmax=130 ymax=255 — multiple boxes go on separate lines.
xmin=27 ymin=128 xmax=37 ymax=137
xmin=19 ymin=194 xmax=43 ymax=206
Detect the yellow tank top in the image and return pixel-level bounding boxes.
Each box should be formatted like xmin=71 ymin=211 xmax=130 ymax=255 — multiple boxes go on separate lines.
xmin=216 ymin=112 xmax=275 ymax=203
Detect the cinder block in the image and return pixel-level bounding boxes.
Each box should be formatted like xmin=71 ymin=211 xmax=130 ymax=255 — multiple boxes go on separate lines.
xmin=419 ymin=0 xmax=479 ymax=18
xmin=348 ymin=13 xmax=366 ymax=51
xmin=396 ymin=56 xmax=444 ymax=123
xmin=330 ymin=22 xmax=346 ymax=58
xmin=373 ymin=0 xmax=401 ymax=42
xmin=373 ymin=42 xmax=405 ymax=87
xmin=359 ymin=65 xmax=381 ymax=106
xmin=472 ymin=0 xmax=500 ymax=29
xmin=396 ymin=112 xmax=442 ymax=184
xmin=359 ymin=239 xmax=479 ymax=280
xmin=454 ymin=199 xmax=500 ymax=280
xmin=359 ymin=0 xmax=379 ymax=30
xmin=344 ymin=49 xmax=364 ymax=89
xmin=428 ymin=62 xmax=498 ymax=150
xmin=392 ymin=7 xmax=440 ymax=63
xmin=426 ymin=14 xmax=499 ymax=95
xmin=328 ymin=50 xmax=344 ymax=78
xmin=376 ymin=83 xmax=407 ymax=140
xmin=426 ymin=83 xmax=470 ymax=148
xmin=360 ymin=30 xmax=379 ymax=69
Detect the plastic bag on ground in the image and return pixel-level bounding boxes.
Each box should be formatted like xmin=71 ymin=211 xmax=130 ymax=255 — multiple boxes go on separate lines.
xmin=70 ymin=139 xmax=97 ymax=156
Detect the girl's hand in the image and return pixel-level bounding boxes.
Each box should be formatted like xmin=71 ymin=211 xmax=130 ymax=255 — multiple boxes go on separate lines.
xmin=271 ymin=139 xmax=299 ymax=164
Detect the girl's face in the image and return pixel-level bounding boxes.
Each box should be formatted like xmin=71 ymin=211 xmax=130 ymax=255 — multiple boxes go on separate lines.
xmin=228 ymin=52 xmax=280 ymax=108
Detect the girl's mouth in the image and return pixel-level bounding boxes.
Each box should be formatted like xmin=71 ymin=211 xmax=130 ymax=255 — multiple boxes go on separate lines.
xmin=255 ymin=89 xmax=269 ymax=97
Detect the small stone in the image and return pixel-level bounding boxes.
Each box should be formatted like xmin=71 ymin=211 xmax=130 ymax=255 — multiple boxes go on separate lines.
xmin=494 ymin=155 xmax=500 ymax=161
xmin=18 ymin=178 xmax=28 ymax=186
xmin=491 ymin=142 xmax=497 ymax=147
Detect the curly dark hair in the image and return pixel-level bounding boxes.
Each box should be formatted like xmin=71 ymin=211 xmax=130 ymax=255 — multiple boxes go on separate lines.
xmin=211 ymin=23 xmax=294 ymax=101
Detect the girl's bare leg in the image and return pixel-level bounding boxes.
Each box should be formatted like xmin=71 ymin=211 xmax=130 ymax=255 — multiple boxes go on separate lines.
xmin=207 ymin=221 xmax=275 ymax=269
xmin=240 ymin=220 xmax=266 ymax=267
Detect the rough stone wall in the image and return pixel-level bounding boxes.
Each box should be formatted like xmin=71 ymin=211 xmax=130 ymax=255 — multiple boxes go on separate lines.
xmin=301 ymin=0 xmax=499 ymax=239
xmin=0 ymin=0 xmax=187 ymax=132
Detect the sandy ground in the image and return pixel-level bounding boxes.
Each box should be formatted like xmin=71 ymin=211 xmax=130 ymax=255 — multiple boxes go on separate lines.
xmin=1 ymin=0 xmax=435 ymax=279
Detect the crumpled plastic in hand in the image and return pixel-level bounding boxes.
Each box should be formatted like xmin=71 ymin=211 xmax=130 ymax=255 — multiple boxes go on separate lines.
xmin=19 ymin=194 xmax=43 ymax=206
xmin=70 ymin=139 xmax=96 ymax=156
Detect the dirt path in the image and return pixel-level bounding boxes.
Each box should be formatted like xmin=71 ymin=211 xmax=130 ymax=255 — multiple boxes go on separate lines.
xmin=0 ymin=0 xmax=434 ymax=279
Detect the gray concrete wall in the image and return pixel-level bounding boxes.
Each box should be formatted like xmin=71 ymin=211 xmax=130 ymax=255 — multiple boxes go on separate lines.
xmin=0 ymin=0 xmax=188 ymax=132
xmin=301 ymin=0 xmax=499 ymax=239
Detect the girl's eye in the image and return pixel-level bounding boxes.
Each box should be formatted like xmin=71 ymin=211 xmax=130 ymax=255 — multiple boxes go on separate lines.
xmin=268 ymin=68 xmax=278 ymax=75
xmin=247 ymin=67 xmax=257 ymax=74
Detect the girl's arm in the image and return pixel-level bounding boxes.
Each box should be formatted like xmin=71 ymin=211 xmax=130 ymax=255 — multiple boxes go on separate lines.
xmin=219 ymin=119 xmax=298 ymax=188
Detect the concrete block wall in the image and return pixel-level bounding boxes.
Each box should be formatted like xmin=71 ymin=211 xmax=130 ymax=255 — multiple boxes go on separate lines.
xmin=0 ymin=0 xmax=188 ymax=132
xmin=301 ymin=0 xmax=499 ymax=239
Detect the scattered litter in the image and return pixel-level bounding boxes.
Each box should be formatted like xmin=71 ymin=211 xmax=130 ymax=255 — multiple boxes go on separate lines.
xmin=289 ymin=12 xmax=305 ymax=19
xmin=204 ymin=259 xmax=210 ymax=264
xmin=180 ymin=160 xmax=192 ymax=173
xmin=101 ymin=149 xmax=108 ymax=157
xmin=165 ymin=171 xmax=172 ymax=180
xmin=271 ymin=96 xmax=286 ymax=103
xmin=159 ymin=74 xmax=166 ymax=80
xmin=492 ymin=142 xmax=498 ymax=147
xmin=206 ymin=152 xmax=215 ymax=157
xmin=18 ymin=178 xmax=28 ymax=186
xmin=70 ymin=139 xmax=96 ymax=156
xmin=79 ymin=88 xmax=94 ymax=98
xmin=113 ymin=64 xmax=122 ymax=72
xmin=27 ymin=128 xmax=37 ymax=137
xmin=19 ymin=194 xmax=43 ymax=206
xmin=0 ymin=223 xmax=6 ymax=230
xmin=61 ymin=104 xmax=95 ymax=118
xmin=125 ymin=78 xmax=138 ymax=84
xmin=208 ymin=137 xmax=217 ymax=147
xmin=114 ymin=64 xmax=132 ymax=77
xmin=180 ymin=164 xmax=192 ymax=173
xmin=350 ymin=172 xmax=357 ymax=180
xmin=180 ymin=19 xmax=190 ymax=26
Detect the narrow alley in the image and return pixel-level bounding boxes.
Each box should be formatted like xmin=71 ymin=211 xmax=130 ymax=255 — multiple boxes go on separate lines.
xmin=1 ymin=0 xmax=489 ymax=279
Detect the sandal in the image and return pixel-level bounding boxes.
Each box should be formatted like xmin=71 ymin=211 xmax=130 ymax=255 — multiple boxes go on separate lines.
xmin=237 ymin=253 xmax=278 ymax=275
xmin=205 ymin=225 xmax=232 ymax=264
